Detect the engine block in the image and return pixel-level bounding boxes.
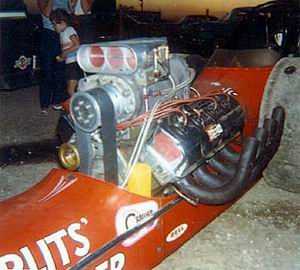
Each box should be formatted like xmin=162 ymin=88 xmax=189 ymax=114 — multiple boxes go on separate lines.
xmin=142 ymin=94 xmax=244 ymax=185
xmin=62 ymin=38 xmax=245 ymax=190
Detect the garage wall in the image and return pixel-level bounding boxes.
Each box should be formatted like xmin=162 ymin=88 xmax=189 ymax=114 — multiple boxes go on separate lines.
xmin=24 ymin=0 xmax=270 ymax=18
xmin=118 ymin=0 xmax=269 ymax=19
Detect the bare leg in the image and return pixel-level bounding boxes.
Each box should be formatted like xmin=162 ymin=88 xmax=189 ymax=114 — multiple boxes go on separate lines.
xmin=67 ymin=80 xmax=78 ymax=97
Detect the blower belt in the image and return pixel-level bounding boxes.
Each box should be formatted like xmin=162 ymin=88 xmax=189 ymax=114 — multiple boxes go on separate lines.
xmin=97 ymin=88 xmax=118 ymax=184
xmin=76 ymin=88 xmax=119 ymax=183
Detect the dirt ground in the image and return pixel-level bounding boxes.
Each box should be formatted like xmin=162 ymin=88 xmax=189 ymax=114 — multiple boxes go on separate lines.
xmin=0 ymin=87 xmax=300 ymax=270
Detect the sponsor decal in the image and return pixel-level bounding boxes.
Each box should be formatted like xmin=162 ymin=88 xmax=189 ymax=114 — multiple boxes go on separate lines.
xmin=115 ymin=201 xmax=159 ymax=247
xmin=210 ymin=82 xmax=238 ymax=96
xmin=221 ymin=87 xmax=238 ymax=96
xmin=210 ymin=81 xmax=221 ymax=86
xmin=0 ymin=218 xmax=90 ymax=270
xmin=166 ymin=224 xmax=188 ymax=243
xmin=95 ymin=253 xmax=126 ymax=270
xmin=14 ymin=55 xmax=31 ymax=70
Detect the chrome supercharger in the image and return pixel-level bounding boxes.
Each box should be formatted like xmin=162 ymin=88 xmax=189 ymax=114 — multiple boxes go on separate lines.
xmin=59 ymin=37 xmax=285 ymax=205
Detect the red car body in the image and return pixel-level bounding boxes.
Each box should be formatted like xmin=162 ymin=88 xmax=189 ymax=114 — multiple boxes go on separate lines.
xmin=0 ymin=50 xmax=280 ymax=270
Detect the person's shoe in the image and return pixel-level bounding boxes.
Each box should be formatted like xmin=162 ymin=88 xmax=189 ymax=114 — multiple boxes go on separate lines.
xmin=52 ymin=104 xmax=63 ymax=110
xmin=41 ymin=109 xmax=49 ymax=115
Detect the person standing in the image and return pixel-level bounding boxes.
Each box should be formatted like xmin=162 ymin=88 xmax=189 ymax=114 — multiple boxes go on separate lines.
xmin=69 ymin=0 xmax=93 ymax=15
xmin=69 ymin=0 xmax=94 ymax=44
xmin=50 ymin=9 xmax=82 ymax=97
xmin=37 ymin=0 xmax=70 ymax=113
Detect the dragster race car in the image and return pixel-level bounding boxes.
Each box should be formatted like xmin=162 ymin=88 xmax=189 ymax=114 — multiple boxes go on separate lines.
xmin=1 ymin=37 xmax=299 ymax=270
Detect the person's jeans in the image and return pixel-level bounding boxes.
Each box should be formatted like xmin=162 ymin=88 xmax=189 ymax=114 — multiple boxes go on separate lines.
xmin=39 ymin=29 xmax=66 ymax=109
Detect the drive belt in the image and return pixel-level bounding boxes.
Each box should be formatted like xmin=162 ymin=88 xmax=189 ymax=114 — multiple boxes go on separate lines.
xmin=97 ymin=88 xmax=118 ymax=184
xmin=76 ymin=88 xmax=118 ymax=184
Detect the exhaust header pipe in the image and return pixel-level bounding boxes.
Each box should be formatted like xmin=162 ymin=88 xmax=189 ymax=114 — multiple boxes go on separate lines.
xmin=173 ymin=106 xmax=285 ymax=205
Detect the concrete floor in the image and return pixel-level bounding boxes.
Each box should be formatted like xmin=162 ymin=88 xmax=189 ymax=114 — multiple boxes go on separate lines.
xmin=1 ymin=87 xmax=300 ymax=270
